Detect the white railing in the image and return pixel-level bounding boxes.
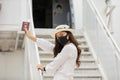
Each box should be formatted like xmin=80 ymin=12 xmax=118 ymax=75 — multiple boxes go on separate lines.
xmin=24 ymin=0 xmax=43 ymax=80
xmin=83 ymin=0 xmax=120 ymax=80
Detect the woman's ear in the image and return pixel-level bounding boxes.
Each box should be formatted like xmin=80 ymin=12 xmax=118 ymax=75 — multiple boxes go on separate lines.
xmin=67 ymin=35 xmax=69 ymax=40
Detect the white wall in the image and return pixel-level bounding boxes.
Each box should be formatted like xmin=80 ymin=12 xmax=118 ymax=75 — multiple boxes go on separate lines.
xmin=111 ymin=0 xmax=120 ymax=48
xmin=0 ymin=0 xmax=21 ymax=25
xmin=0 ymin=51 xmax=24 ymax=80
xmin=84 ymin=0 xmax=120 ymax=80
xmin=72 ymin=0 xmax=82 ymax=29
xmin=93 ymin=0 xmax=109 ymax=27
xmin=93 ymin=0 xmax=120 ymax=49
xmin=0 ymin=0 xmax=30 ymax=30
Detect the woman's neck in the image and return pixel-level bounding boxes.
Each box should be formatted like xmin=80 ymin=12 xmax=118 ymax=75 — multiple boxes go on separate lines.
xmin=65 ymin=41 xmax=71 ymax=46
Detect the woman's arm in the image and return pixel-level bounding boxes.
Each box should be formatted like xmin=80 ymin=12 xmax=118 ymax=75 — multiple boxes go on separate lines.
xmin=24 ymin=28 xmax=54 ymax=53
xmin=24 ymin=28 xmax=37 ymax=42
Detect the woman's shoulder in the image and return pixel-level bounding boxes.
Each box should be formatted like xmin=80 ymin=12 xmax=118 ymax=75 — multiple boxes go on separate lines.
xmin=62 ymin=43 xmax=77 ymax=57
xmin=64 ymin=43 xmax=76 ymax=51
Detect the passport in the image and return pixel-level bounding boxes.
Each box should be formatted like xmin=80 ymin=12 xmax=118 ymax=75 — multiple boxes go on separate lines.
xmin=21 ymin=21 xmax=30 ymax=31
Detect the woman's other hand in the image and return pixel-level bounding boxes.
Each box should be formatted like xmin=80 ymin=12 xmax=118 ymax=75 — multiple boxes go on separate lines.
xmin=37 ymin=64 xmax=44 ymax=71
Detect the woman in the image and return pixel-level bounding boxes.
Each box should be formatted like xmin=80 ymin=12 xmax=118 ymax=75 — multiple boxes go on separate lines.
xmin=24 ymin=25 xmax=81 ymax=80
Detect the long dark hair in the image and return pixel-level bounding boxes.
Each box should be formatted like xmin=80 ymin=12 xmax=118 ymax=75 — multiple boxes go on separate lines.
xmin=53 ymin=31 xmax=81 ymax=67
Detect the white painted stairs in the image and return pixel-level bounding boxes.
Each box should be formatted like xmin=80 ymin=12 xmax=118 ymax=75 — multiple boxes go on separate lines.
xmin=36 ymin=33 xmax=102 ymax=80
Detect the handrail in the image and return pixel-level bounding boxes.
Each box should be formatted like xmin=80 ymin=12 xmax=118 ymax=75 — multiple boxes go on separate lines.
xmin=88 ymin=0 xmax=120 ymax=60
xmin=28 ymin=0 xmax=39 ymax=63
xmin=27 ymin=0 xmax=35 ymax=36
xmin=26 ymin=0 xmax=43 ymax=80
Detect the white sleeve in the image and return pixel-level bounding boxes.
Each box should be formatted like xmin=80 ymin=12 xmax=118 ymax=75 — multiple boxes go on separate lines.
xmin=36 ymin=38 xmax=54 ymax=53
xmin=45 ymin=45 xmax=73 ymax=74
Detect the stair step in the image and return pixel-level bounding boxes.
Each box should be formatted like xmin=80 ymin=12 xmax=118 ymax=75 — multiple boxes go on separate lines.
xmin=79 ymin=45 xmax=89 ymax=49
xmin=36 ymin=34 xmax=84 ymax=39
xmin=44 ymin=38 xmax=86 ymax=43
xmin=46 ymin=40 xmax=87 ymax=46
xmin=39 ymin=51 xmax=92 ymax=58
xmin=77 ymin=65 xmax=98 ymax=70
xmin=40 ymin=53 xmax=93 ymax=60
xmin=43 ymin=71 xmax=101 ymax=76
xmin=43 ymin=76 xmax=102 ymax=80
xmin=39 ymin=51 xmax=91 ymax=54
xmin=75 ymin=69 xmax=100 ymax=73
xmin=40 ymin=61 xmax=98 ymax=69
xmin=80 ymin=62 xmax=97 ymax=67
xmin=43 ymin=77 xmax=102 ymax=80
xmin=40 ymin=58 xmax=95 ymax=66
xmin=38 ymin=45 xmax=89 ymax=52
xmin=43 ymin=71 xmax=102 ymax=80
xmin=39 ymin=54 xmax=93 ymax=60
xmin=40 ymin=58 xmax=95 ymax=62
xmin=36 ymin=38 xmax=87 ymax=47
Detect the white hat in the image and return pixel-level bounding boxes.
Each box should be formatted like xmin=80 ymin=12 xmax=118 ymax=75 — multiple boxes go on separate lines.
xmin=51 ymin=24 xmax=74 ymax=38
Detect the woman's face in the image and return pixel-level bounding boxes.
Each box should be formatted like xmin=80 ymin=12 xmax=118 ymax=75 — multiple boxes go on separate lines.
xmin=55 ymin=31 xmax=70 ymax=45
xmin=56 ymin=31 xmax=67 ymax=38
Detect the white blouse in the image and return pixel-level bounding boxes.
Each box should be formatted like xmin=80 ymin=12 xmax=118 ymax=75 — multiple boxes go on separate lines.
xmin=36 ymin=38 xmax=77 ymax=80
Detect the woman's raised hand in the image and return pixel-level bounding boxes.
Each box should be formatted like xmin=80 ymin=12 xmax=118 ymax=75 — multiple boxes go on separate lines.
xmin=23 ymin=27 xmax=37 ymax=42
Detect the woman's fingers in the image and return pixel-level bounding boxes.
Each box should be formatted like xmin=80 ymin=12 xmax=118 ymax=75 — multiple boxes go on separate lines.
xmin=24 ymin=28 xmax=28 ymax=34
xmin=37 ymin=64 xmax=40 ymax=70
xmin=37 ymin=64 xmax=44 ymax=71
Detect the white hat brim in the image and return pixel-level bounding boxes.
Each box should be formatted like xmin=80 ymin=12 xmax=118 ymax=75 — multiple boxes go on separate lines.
xmin=51 ymin=29 xmax=74 ymax=38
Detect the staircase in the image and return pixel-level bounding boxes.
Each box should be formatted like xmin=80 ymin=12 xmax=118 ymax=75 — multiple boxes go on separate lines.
xmin=0 ymin=30 xmax=24 ymax=52
xmin=36 ymin=31 xmax=102 ymax=80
